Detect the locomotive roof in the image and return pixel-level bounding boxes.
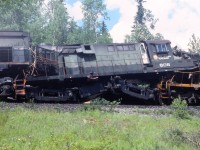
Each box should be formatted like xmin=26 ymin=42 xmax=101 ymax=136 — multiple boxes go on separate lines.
xmin=37 ymin=44 xmax=57 ymax=51
xmin=37 ymin=40 xmax=172 ymax=54
xmin=0 ymin=31 xmax=30 ymax=37
xmin=142 ymin=40 xmax=171 ymax=45
xmin=59 ymin=43 xmax=138 ymax=54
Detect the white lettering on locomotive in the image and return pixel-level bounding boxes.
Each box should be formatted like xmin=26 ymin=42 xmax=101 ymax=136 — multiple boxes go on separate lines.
xmin=159 ymin=63 xmax=170 ymax=68
xmin=158 ymin=56 xmax=171 ymax=60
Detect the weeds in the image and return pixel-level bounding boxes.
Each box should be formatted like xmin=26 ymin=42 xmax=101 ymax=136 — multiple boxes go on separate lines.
xmin=164 ymin=127 xmax=200 ymax=149
xmin=171 ymin=96 xmax=190 ymax=119
xmin=0 ymin=110 xmax=9 ymax=140
xmin=0 ymin=110 xmax=9 ymax=127
xmin=82 ymin=98 xmax=121 ymax=112
xmin=0 ymin=101 xmax=3 ymax=108
xmin=155 ymin=109 xmax=173 ymax=116
xmin=0 ymin=107 xmax=199 ymax=149
xmin=165 ymin=127 xmax=185 ymax=143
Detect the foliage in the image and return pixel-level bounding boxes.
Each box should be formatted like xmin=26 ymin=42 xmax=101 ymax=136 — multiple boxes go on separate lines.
xmin=65 ymin=19 xmax=85 ymax=44
xmin=82 ymin=0 xmax=112 ymax=44
xmin=164 ymin=127 xmax=200 ymax=149
xmin=0 ymin=0 xmax=81 ymax=45
xmin=154 ymin=33 xmax=164 ymax=40
xmin=0 ymin=0 xmax=112 ymax=45
xmin=0 ymin=107 xmax=200 ymax=149
xmin=0 ymin=0 xmax=71 ymax=45
xmin=82 ymin=98 xmax=120 ymax=112
xmin=188 ymin=34 xmax=200 ymax=53
xmin=137 ymin=83 xmax=150 ymax=89
xmin=125 ymin=0 xmax=163 ymax=43
xmin=0 ymin=0 xmax=45 ymax=44
xmin=96 ymin=21 xmax=113 ymax=43
xmin=42 ymin=0 xmax=70 ymax=45
xmin=130 ymin=24 xmax=154 ymax=42
xmin=0 ymin=0 xmax=42 ymax=30
xmin=0 ymin=110 xmax=9 ymax=127
xmin=171 ymin=96 xmax=189 ymax=119
xmin=0 ymin=110 xmax=9 ymax=140
xmin=134 ymin=0 xmax=157 ymax=29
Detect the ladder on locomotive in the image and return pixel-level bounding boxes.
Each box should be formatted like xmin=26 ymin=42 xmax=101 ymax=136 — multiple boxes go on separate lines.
xmin=13 ymin=75 xmax=26 ymax=99
xmin=159 ymin=81 xmax=170 ymax=99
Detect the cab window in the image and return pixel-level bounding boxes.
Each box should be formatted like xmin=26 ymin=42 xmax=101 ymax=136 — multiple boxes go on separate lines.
xmin=156 ymin=44 xmax=168 ymax=53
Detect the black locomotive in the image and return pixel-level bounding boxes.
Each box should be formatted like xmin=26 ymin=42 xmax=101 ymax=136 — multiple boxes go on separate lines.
xmin=0 ymin=31 xmax=199 ymax=104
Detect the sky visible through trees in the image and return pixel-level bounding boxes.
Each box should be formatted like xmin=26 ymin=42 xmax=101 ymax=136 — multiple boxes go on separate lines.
xmin=0 ymin=0 xmax=199 ymax=52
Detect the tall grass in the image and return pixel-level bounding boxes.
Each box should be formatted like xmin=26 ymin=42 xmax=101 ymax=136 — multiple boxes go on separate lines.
xmin=0 ymin=107 xmax=199 ymax=149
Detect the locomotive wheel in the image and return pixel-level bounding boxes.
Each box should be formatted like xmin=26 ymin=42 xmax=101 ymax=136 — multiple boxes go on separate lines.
xmin=0 ymin=85 xmax=14 ymax=101
xmin=0 ymin=85 xmax=13 ymax=95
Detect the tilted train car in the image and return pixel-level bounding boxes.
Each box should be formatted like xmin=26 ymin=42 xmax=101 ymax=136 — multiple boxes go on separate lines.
xmin=0 ymin=31 xmax=199 ymax=104
xmin=26 ymin=39 xmax=196 ymax=103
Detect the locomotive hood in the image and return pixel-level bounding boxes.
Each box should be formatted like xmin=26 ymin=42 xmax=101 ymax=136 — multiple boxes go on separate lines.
xmin=142 ymin=40 xmax=171 ymax=45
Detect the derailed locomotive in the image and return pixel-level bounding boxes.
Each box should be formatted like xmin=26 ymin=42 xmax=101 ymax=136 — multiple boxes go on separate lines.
xmin=0 ymin=31 xmax=199 ymax=104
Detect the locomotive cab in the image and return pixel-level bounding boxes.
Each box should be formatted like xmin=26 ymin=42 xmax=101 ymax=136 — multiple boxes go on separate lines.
xmin=141 ymin=40 xmax=194 ymax=72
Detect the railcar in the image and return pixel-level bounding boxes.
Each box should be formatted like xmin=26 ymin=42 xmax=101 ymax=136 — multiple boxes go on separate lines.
xmin=0 ymin=31 xmax=31 ymax=76
xmin=0 ymin=31 xmax=31 ymax=100
xmin=0 ymin=31 xmax=199 ymax=104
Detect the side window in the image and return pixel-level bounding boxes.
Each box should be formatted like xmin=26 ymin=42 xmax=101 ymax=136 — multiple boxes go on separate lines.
xmin=128 ymin=45 xmax=135 ymax=51
xmin=123 ymin=45 xmax=129 ymax=51
xmin=117 ymin=45 xmax=123 ymax=51
xmin=156 ymin=44 xmax=168 ymax=53
xmin=84 ymin=45 xmax=91 ymax=50
xmin=108 ymin=46 xmax=115 ymax=52
xmin=0 ymin=47 xmax=12 ymax=62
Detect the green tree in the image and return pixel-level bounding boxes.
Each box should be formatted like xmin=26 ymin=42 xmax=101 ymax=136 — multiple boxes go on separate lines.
xmin=82 ymin=0 xmax=111 ymax=44
xmin=125 ymin=0 xmax=163 ymax=43
xmin=130 ymin=24 xmax=154 ymax=42
xmin=188 ymin=34 xmax=200 ymax=53
xmin=43 ymin=0 xmax=70 ymax=45
xmin=0 ymin=0 xmax=42 ymax=30
xmin=0 ymin=0 xmax=74 ymax=45
xmin=135 ymin=0 xmax=145 ymax=25
xmin=0 ymin=0 xmax=45 ymax=44
xmin=65 ymin=19 xmax=85 ymax=44
xmin=96 ymin=21 xmax=112 ymax=43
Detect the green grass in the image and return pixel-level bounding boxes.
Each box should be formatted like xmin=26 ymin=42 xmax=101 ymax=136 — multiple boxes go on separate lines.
xmin=0 ymin=107 xmax=200 ymax=150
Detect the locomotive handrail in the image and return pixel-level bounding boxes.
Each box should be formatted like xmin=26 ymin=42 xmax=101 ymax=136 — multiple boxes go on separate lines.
xmin=175 ymin=70 xmax=200 ymax=73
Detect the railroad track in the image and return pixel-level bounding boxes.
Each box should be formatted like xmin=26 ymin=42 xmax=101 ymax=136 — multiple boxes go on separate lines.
xmin=1 ymin=102 xmax=200 ymax=115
